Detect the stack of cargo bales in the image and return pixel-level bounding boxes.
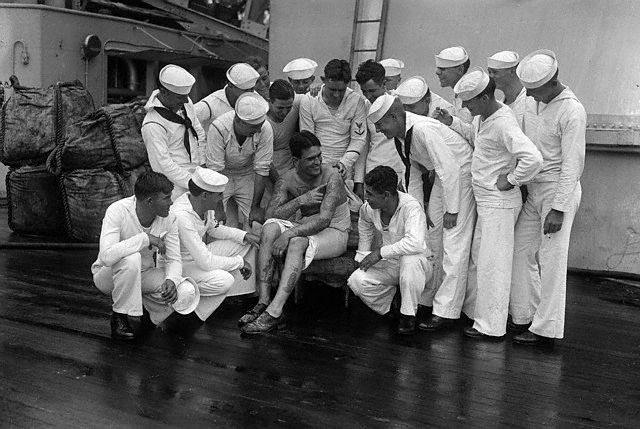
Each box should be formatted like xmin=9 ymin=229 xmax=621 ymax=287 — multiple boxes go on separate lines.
xmin=48 ymin=100 xmax=150 ymax=242
xmin=1 ymin=81 xmax=94 ymax=236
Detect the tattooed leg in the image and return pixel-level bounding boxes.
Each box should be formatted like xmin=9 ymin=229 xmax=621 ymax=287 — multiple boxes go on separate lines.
xmin=266 ymin=236 xmax=308 ymax=318
xmin=256 ymin=222 xmax=282 ymax=305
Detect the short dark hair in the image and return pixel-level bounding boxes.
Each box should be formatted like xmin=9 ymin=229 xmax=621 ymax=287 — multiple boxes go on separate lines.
xmin=324 ymin=59 xmax=351 ymax=83
xmin=289 ymin=130 xmax=321 ymax=158
xmin=355 ymin=60 xmax=385 ymax=86
xmin=476 ymin=77 xmax=496 ymax=100
xmin=269 ymin=79 xmax=295 ymax=102
xmin=134 ymin=171 xmax=173 ymax=199
xmin=461 ymin=59 xmax=471 ymax=73
xmin=188 ymin=179 xmax=205 ymax=196
xmin=365 ymin=166 xmax=398 ymax=195
xmin=245 ymin=55 xmax=267 ymax=71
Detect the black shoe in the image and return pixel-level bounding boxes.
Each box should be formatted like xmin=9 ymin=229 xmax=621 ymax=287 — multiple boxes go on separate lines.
xmin=238 ymin=303 xmax=268 ymax=327
xmin=463 ymin=326 xmax=503 ymax=341
xmin=397 ymin=315 xmax=416 ymax=335
xmin=416 ymin=304 xmax=433 ymax=321
xmin=241 ymin=311 xmax=284 ymax=335
xmin=506 ymin=317 xmax=531 ymax=334
xmin=513 ymin=331 xmax=554 ymax=346
xmin=418 ymin=315 xmax=455 ymax=331
xmin=111 ymin=312 xmax=135 ymax=341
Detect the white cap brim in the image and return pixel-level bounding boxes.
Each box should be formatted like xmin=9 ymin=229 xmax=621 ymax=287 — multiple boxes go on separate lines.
xmin=172 ymin=277 xmax=200 ymax=315
xmin=368 ymin=93 xmax=396 ymax=124
xmin=516 ymin=49 xmax=558 ymax=89
xmin=453 ymin=67 xmax=490 ymax=101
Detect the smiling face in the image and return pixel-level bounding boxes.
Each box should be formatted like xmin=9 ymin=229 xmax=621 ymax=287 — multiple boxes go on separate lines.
xmin=289 ymin=76 xmax=315 ymax=94
xmin=269 ymin=97 xmax=293 ymax=122
xmin=436 ymin=65 xmax=464 ymax=89
xmin=295 ymin=145 xmax=323 ymax=177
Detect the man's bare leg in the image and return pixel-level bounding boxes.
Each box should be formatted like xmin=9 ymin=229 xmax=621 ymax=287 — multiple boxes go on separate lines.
xmin=241 ymin=236 xmax=309 ymax=334
xmin=265 ymin=236 xmax=309 ymax=318
xmin=238 ymin=222 xmax=281 ymax=326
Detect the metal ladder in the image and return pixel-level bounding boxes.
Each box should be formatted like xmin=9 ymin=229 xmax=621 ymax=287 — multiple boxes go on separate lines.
xmin=349 ymin=0 xmax=389 ymax=72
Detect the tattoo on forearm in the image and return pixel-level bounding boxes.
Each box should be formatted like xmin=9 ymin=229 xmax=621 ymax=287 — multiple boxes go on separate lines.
xmin=268 ymin=177 xmax=300 ymax=220
xmin=289 ymin=173 xmax=345 ymax=237
xmin=282 ymin=265 xmax=301 ymax=294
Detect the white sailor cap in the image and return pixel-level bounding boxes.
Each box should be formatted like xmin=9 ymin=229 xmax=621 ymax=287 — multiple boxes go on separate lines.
xmin=192 ymin=166 xmax=228 ymax=193
xmin=283 ymin=58 xmax=318 ymax=80
xmin=380 ymin=58 xmax=405 ymax=77
xmin=159 ymin=64 xmax=195 ymax=95
xmin=235 ymin=92 xmax=269 ymax=124
xmin=516 ymin=49 xmax=558 ymax=89
xmin=226 ymin=63 xmax=260 ymax=90
xmin=368 ymin=93 xmax=396 ymax=124
xmin=172 ymin=278 xmax=200 ymax=315
xmin=395 ymin=76 xmax=429 ymax=105
xmin=453 ymin=67 xmax=490 ymax=101
xmin=487 ymin=51 xmax=520 ymax=69
xmin=435 ymin=46 xmax=469 ymax=68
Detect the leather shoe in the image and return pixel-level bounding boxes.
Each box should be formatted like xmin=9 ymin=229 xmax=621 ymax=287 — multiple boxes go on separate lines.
xmin=238 ymin=303 xmax=268 ymax=327
xmin=463 ymin=326 xmax=503 ymax=341
xmin=111 ymin=312 xmax=135 ymax=341
xmin=506 ymin=315 xmax=531 ymax=334
xmin=418 ymin=315 xmax=454 ymax=331
xmin=513 ymin=331 xmax=554 ymax=346
xmin=397 ymin=315 xmax=416 ymax=335
xmin=241 ymin=311 xmax=284 ymax=335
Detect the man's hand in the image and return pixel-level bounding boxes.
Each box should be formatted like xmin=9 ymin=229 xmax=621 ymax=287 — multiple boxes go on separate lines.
xmin=426 ymin=212 xmax=435 ymax=229
xmin=496 ymin=174 xmax=515 ymax=191
xmin=432 ymin=107 xmax=453 ymax=126
xmin=147 ymin=233 xmax=166 ymax=255
xmin=544 ymin=209 xmax=564 ymax=234
xmin=443 ymin=212 xmax=458 ymax=229
xmin=215 ymin=200 xmax=227 ymax=225
xmin=359 ymin=248 xmax=382 ymax=272
xmin=333 ymin=162 xmax=349 ymax=180
xmin=248 ymin=206 xmax=265 ymax=225
xmin=243 ymin=232 xmax=260 ymax=248
xmin=272 ymin=230 xmax=293 ymax=258
xmin=308 ymin=82 xmax=322 ymax=97
xmin=160 ymin=279 xmax=177 ymax=305
xmin=353 ymin=183 xmax=364 ymax=201
xmin=299 ymin=185 xmax=325 ymax=207
xmin=240 ymin=259 xmax=252 ymax=280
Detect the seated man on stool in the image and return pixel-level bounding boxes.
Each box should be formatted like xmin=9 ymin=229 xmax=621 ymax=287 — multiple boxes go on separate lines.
xmin=171 ymin=167 xmax=261 ymax=323
xmin=239 ymin=131 xmax=351 ymax=334
xmin=92 ymin=172 xmax=184 ymax=340
xmin=348 ymin=166 xmax=433 ymax=334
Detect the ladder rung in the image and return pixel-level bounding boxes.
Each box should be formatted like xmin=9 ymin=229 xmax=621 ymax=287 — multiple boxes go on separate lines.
xmin=356 ymin=19 xmax=382 ymax=24
xmin=353 ymin=49 xmax=377 ymax=52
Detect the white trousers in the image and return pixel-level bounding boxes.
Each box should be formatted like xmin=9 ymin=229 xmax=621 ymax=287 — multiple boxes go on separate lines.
xmin=424 ymin=174 xmax=476 ymax=318
xmin=510 ymin=182 xmax=581 ymax=339
xmin=223 ymin=173 xmax=254 ymax=223
xmin=348 ymin=254 xmax=433 ymax=316
xmin=93 ymin=253 xmax=174 ymax=325
xmin=183 ymin=239 xmax=257 ymax=321
xmin=466 ymin=204 xmax=521 ymax=336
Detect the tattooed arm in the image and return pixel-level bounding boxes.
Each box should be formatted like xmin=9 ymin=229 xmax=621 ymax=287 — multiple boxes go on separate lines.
xmin=266 ymin=175 xmax=300 ymax=220
xmin=287 ymin=172 xmax=345 ymax=237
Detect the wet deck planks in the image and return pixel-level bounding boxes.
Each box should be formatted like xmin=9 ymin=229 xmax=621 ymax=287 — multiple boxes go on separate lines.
xmin=0 ymin=211 xmax=639 ymax=427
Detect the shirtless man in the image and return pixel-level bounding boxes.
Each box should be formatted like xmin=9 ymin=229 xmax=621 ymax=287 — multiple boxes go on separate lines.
xmin=239 ymin=131 xmax=351 ymax=334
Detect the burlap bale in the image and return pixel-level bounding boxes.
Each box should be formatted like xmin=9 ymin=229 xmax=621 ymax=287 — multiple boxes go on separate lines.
xmin=1 ymin=81 xmax=94 ymax=166
xmin=6 ymin=165 xmax=67 ymax=237
xmin=61 ymin=169 xmax=132 ymax=242
xmin=49 ymin=101 xmax=147 ymax=173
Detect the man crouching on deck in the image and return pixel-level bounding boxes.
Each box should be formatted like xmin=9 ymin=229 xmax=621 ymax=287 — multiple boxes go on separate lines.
xmin=92 ymin=172 xmax=186 ymax=340
xmin=348 ymin=166 xmax=434 ymax=334
xmin=239 ymin=131 xmax=351 ymax=334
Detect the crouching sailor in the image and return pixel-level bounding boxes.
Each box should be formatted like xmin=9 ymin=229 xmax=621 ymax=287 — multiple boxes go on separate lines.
xmin=171 ymin=167 xmax=260 ymax=322
xmin=348 ymin=166 xmax=434 ymax=334
xmin=92 ymin=172 xmax=199 ymax=340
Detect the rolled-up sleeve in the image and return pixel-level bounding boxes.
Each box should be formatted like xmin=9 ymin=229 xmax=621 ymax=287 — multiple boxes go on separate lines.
xmin=142 ymin=122 xmax=191 ymax=190
xmin=552 ymin=105 xmax=586 ymax=211
xmin=254 ymin=122 xmax=274 ymax=177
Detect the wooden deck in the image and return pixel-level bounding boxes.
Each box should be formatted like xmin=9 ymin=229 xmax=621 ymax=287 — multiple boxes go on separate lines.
xmin=0 ymin=208 xmax=639 ymax=428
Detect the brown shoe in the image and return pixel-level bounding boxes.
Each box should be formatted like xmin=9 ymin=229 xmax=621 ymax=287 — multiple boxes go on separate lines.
xmin=238 ymin=303 xmax=268 ymax=327
xmin=241 ymin=311 xmax=283 ymax=335
xmin=418 ymin=315 xmax=455 ymax=331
